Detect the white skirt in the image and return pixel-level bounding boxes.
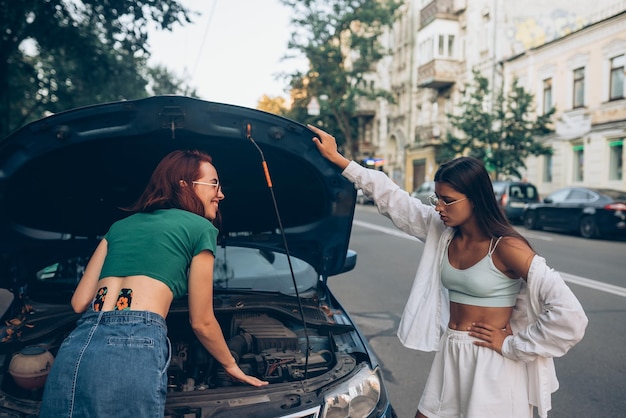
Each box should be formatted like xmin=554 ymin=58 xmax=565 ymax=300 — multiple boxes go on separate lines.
xmin=418 ymin=328 xmax=532 ymax=418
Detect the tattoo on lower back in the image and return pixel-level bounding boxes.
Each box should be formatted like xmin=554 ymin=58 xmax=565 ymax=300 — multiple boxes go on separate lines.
xmin=93 ymin=287 xmax=108 ymax=312
xmin=115 ymin=288 xmax=133 ymax=310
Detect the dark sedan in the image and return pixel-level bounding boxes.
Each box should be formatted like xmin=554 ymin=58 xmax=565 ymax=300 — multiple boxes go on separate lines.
xmin=523 ymin=186 xmax=626 ymax=239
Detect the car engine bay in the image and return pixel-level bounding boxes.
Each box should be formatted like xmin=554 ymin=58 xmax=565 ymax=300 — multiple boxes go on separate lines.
xmin=165 ymin=311 xmax=336 ymax=392
xmin=0 ymin=306 xmax=348 ymax=402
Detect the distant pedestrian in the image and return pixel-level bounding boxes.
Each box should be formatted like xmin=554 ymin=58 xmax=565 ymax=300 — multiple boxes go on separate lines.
xmin=309 ymin=125 xmax=588 ymax=418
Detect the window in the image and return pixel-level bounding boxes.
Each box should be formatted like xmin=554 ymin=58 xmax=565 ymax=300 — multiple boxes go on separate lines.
xmin=448 ymin=35 xmax=455 ymax=58
xmin=568 ymin=189 xmax=595 ymax=202
xmin=543 ymin=154 xmax=553 ymax=183
xmin=573 ymin=67 xmax=585 ymax=108
xmin=419 ymin=38 xmax=434 ymax=63
xmin=547 ymin=188 xmax=571 ymax=203
xmin=435 ymin=34 xmax=456 ymax=58
xmin=543 ymin=78 xmax=553 ymax=113
xmin=573 ymin=145 xmax=584 ymax=182
xmin=609 ymin=140 xmax=623 ymax=180
xmin=610 ymin=55 xmax=624 ymax=101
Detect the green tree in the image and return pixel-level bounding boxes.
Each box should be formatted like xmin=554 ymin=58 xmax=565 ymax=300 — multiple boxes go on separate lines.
xmin=147 ymin=65 xmax=198 ymax=97
xmin=442 ymin=70 xmax=554 ymax=179
xmin=0 ymin=0 xmax=195 ymax=138
xmin=257 ymin=94 xmax=288 ymax=115
xmin=280 ymin=0 xmax=400 ymax=159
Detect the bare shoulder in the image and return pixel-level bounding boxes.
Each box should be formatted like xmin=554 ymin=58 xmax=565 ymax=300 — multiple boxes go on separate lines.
xmin=494 ymin=236 xmax=536 ymax=279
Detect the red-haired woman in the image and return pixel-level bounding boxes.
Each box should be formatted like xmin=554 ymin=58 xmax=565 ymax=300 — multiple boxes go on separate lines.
xmin=40 ymin=150 xmax=267 ymax=418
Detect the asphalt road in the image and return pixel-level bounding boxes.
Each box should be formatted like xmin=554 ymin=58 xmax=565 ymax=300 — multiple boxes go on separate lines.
xmin=328 ymin=204 xmax=626 ymax=418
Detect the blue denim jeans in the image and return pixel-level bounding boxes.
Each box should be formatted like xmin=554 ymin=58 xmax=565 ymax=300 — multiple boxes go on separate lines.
xmin=39 ymin=307 xmax=170 ymax=418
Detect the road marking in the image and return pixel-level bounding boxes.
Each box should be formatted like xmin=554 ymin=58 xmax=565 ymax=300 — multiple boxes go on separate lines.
xmin=519 ymin=231 xmax=554 ymax=241
xmin=353 ymin=219 xmax=626 ymax=298
xmin=559 ymin=272 xmax=626 ymax=298
xmin=352 ymin=220 xmax=420 ymax=242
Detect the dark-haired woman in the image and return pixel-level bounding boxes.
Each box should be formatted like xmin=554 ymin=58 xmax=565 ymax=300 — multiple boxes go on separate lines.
xmin=309 ymin=125 xmax=587 ymax=418
xmin=40 ymin=150 xmax=267 ymax=418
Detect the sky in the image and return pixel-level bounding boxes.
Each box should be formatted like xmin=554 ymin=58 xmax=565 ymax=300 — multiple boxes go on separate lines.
xmin=148 ymin=0 xmax=305 ymax=108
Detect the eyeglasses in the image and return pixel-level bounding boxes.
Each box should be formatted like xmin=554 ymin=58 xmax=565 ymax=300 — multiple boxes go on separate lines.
xmin=192 ymin=180 xmax=221 ymax=192
xmin=427 ymin=193 xmax=467 ymax=207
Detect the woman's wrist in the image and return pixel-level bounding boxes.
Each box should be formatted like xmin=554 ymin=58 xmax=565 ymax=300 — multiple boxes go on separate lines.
xmin=332 ymin=154 xmax=350 ymax=170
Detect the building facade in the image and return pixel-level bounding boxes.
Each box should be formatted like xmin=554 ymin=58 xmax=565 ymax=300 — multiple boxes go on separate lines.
xmin=374 ymin=0 xmax=625 ymax=193
xmin=505 ymin=9 xmax=626 ymax=194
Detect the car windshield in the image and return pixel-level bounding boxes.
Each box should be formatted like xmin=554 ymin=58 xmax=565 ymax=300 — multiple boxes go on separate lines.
xmin=212 ymin=246 xmax=318 ymax=294
xmin=34 ymin=246 xmax=319 ymax=301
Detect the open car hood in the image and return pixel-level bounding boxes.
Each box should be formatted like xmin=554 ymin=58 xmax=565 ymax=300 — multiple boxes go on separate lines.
xmin=0 ymin=96 xmax=356 ymax=277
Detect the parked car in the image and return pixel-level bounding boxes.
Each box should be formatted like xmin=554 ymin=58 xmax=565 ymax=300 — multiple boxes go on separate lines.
xmin=411 ymin=181 xmax=435 ymax=204
xmin=523 ymin=186 xmax=626 ymax=239
xmin=0 ymin=96 xmax=396 ymax=418
xmin=492 ymin=181 xmax=540 ymax=223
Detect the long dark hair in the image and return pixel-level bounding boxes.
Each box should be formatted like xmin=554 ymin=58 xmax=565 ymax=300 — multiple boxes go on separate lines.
xmin=434 ymin=156 xmax=530 ymax=245
xmin=125 ymin=149 xmax=214 ymax=219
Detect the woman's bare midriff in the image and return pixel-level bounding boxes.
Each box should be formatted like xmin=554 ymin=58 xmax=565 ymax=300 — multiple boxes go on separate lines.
xmin=447 ymin=301 xmax=513 ymax=331
xmin=96 ymin=275 xmax=174 ymax=319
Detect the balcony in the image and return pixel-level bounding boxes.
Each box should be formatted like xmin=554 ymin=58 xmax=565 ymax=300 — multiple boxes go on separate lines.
xmin=420 ymin=0 xmax=458 ymax=27
xmin=415 ymin=123 xmax=444 ymax=145
xmin=591 ymin=99 xmax=626 ymax=126
xmin=453 ymin=0 xmax=467 ymax=13
xmin=354 ymin=97 xmax=377 ymax=117
xmin=417 ymin=59 xmax=463 ymax=90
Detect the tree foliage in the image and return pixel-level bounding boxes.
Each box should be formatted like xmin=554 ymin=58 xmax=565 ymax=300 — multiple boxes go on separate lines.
xmin=257 ymin=95 xmax=288 ymax=115
xmin=0 ymin=0 xmax=196 ymax=138
xmin=280 ymin=0 xmax=400 ymax=158
xmin=442 ymin=70 xmax=555 ymax=179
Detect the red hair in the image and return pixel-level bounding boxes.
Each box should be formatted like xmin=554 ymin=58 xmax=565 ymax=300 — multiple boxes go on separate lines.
xmin=125 ymin=149 xmax=214 ymax=219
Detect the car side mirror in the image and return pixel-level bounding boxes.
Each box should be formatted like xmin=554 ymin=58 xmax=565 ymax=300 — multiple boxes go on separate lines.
xmin=339 ymin=250 xmax=357 ymax=274
xmin=543 ymin=198 xmax=553 ymax=203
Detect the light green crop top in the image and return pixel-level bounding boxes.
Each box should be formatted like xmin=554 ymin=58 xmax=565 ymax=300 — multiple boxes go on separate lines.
xmin=99 ymin=209 xmax=218 ymax=299
xmin=441 ymin=237 xmax=521 ymax=307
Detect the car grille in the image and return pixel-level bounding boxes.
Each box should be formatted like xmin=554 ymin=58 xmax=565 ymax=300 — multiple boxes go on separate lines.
xmin=165 ymin=405 xmax=321 ymax=418
xmin=279 ymin=406 xmax=321 ymax=418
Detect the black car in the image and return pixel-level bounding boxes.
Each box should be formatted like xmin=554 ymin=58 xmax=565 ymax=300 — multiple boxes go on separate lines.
xmin=492 ymin=181 xmax=540 ymax=223
xmin=523 ymin=186 xmax=626 ymax=239
xmin=0 ymin=96 xmax=396 ymax=418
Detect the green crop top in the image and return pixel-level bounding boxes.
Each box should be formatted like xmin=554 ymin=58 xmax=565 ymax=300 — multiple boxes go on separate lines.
xmin=99 ymin=209 xmax=218 ymax=299
xmin=441 ymin=237 xmax=522 ymax=307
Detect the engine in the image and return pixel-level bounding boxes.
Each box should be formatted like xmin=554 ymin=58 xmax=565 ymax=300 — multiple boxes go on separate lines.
xmin=166 ymin=313 xmax=334 ymax=391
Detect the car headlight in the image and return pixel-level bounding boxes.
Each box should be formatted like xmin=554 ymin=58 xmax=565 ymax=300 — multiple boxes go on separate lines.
xmin=321 ymin=365 xmax=382 ymax=418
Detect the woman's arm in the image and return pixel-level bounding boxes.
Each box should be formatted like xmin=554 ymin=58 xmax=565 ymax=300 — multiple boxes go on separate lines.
xmin=469 ymin=237 xmax=588 ymax=357
xmin=309 ymin=124 xmax=440 ymax=240
xmin=500 ymin=253 xmax=588 ymax=362
xmin=187 ymin=250 xmax=268 ymax=387
xmin=71 ymin=239 xmax=108 ymax=313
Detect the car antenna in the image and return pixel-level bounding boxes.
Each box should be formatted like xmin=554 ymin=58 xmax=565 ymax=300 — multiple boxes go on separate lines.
xmin=246 ymin=123 xmax=312 ymax=381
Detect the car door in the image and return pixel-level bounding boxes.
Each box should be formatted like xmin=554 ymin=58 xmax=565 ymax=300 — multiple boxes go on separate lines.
xmin=552 ymin=188 xmax=597 ymax=230
xmin=539 ymin=188 xmax=572 ymax=227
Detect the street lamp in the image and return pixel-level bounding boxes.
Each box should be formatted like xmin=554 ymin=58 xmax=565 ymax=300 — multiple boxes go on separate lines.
xmin=307 ymin=95 xmax=329 ymax=116
xmin=307 ymin=97 xmax=320 ymax=116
